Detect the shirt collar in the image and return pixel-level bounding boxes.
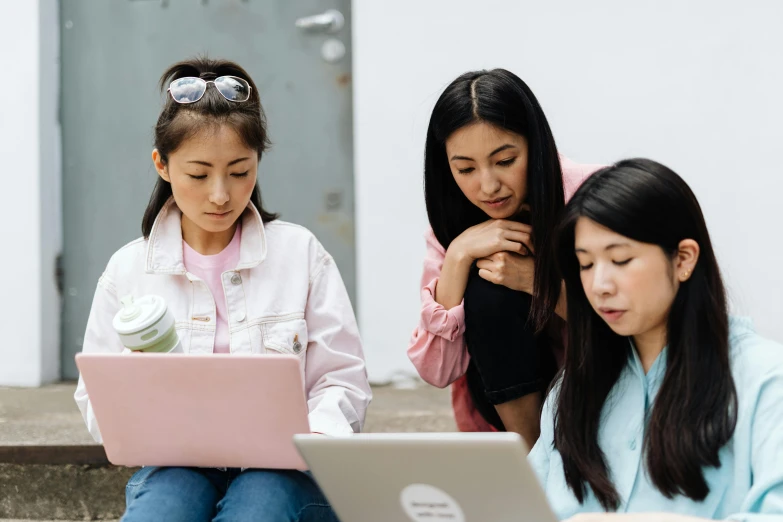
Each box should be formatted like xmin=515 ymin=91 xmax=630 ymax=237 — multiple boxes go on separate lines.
xmin=145 ymin=197 xmax=268 ymax=274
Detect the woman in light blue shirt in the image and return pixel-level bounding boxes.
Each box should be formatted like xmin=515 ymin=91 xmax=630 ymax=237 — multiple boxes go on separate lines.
xmin=529 ymin=158 xmax=783 ymax=521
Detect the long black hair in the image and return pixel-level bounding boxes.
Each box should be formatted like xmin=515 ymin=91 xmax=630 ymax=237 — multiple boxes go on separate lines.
xmin=142 ymin=57 xmax=278 ymax=238
xmin=424 ymin=69 xmax=564 ymax=330
xmin=553 ymin=158 xmax=737 ymax=510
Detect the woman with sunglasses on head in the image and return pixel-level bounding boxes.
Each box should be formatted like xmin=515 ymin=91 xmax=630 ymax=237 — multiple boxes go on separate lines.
xmin=74 ymin=57 xmax=370 ymax=522
xmin=529 ymin=158 xmax=783 ymax=521
xmin=407 ymin=69 xmax=603 ymax=447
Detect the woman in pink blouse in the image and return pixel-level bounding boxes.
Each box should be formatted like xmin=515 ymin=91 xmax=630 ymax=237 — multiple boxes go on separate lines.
xmin=407 ymin=69 xmax=603 ymax=447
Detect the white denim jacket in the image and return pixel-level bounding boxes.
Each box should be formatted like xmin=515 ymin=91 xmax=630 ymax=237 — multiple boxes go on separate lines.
xmin=74 ymin=199 xmax=372 ymax=442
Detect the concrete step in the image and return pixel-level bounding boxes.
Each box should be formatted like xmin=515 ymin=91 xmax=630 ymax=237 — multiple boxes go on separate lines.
xmin=0 ymin=381 xmax=455 ymax=520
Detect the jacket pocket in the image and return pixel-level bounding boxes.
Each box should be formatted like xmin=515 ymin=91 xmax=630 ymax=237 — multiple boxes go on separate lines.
xmin=262 ymin=318 xmax=308 ymax=358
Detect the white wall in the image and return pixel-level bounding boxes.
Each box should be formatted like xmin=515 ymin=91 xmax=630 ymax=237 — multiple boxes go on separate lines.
xmin=0 ymin=1 xmax=61 ymax=386
xmin=353 ymin=0 xmax=783 ymax=383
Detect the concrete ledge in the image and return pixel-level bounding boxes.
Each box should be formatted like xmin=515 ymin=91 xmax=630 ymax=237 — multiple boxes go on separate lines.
xmin=0 ymin=463 xmax=135 ymax=520
xmin=0 ymin=446 xmax=108 ymax=466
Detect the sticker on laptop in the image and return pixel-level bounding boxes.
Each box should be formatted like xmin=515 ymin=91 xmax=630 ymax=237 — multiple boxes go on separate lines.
xmin=400 ymin=483 xmax=465 ymax=522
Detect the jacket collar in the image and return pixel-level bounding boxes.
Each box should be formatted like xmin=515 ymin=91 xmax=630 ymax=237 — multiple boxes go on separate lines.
xmin=145 ymin=198 xmax=268 ymax=274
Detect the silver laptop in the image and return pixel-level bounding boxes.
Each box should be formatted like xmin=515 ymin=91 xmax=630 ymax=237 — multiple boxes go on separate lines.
xmin=294 ymin=432 xmax=557 ymax=522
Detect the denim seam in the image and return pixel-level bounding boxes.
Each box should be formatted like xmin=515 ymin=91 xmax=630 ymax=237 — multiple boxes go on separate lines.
xmin=295 ymin=502 xmax=333 ymax=520
xmin=126 ymin=467 xmax=156 ymax=488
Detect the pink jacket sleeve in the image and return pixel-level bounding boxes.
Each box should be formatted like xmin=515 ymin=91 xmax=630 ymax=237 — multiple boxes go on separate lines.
xmin=560 ymin=155 xmax=606 ymax=201
xmin=406 ymin=229 xmax=471 ymax=388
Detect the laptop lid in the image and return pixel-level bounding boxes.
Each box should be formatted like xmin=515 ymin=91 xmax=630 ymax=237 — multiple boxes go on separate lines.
xmin=294 ymin=432 xmax=558 ymax=522
xmin=76 ymin=352 xmax=310 ymax=469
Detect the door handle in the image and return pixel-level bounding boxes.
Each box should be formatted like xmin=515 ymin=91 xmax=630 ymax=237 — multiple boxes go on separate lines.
xmin=295 ymin=9 xmax=344 ymax=33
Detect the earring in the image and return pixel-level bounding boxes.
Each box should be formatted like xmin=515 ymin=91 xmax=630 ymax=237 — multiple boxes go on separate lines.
xmin=682 ymin=269 xmax=691 ymax=280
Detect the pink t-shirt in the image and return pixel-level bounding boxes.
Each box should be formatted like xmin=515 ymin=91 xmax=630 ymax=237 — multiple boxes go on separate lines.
xmin=183 ymin=225 xmax=241 ymax=354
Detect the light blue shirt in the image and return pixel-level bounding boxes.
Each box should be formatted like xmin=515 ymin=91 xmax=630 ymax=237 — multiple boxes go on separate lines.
xmin=529 ymin=318 xmax=783 ymax=521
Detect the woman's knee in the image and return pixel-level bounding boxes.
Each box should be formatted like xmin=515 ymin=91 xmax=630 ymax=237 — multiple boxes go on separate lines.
xmin=216 ymin=470 xmax=335 ymax=522
xmin=295 ymin=503 xmax=340 ymax=522
xmin=464 ymin=270 xmax=533 ymax=321
xmin=122 ymin=467 xmax=217 ymax=522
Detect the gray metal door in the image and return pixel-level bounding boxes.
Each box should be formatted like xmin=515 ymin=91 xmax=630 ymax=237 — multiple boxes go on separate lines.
xmin=60 ymin=0 xmax=355 ymax=379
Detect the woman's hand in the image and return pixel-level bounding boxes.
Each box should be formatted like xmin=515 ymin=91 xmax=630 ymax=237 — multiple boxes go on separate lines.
xmin=476 ymin=251 xmax=535 ymax=295
xmin=435 ymin=219 xmax=533 ymax=310
xmin=449 ymin=219 xmax=533 ymax=263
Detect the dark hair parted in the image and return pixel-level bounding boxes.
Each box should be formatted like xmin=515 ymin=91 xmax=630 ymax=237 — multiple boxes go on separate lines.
xmin=553 ymin=158 xmax=737 ymax=510
xmin=424 ymin=69 xmax=565 ymax=330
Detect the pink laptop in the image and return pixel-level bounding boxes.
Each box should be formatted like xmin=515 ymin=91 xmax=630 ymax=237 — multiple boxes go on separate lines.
xmin=75 ymin=353 xmax=310 ymax=470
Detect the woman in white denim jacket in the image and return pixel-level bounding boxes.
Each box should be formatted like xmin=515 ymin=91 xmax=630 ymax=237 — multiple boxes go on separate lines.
xmin=74 ymin=57 xmax=371 ymax=522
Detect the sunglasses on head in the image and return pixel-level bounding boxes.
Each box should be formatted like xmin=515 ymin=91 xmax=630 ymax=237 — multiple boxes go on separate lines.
xmin=167 ymin=75 xmax=252 ymax=104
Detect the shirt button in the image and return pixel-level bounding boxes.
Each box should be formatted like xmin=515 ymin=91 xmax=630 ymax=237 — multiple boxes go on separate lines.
xmin=230 ymin=273 xmax=242 ymax=285
xmin=233 ymin=311 xmax=246 ymax=323
xmin=629 ymin=439 xmax=637 ymax=451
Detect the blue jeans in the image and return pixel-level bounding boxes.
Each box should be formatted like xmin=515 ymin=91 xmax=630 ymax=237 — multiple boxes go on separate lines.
xmin=122 ymin=467 xmax=338 ymax=522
